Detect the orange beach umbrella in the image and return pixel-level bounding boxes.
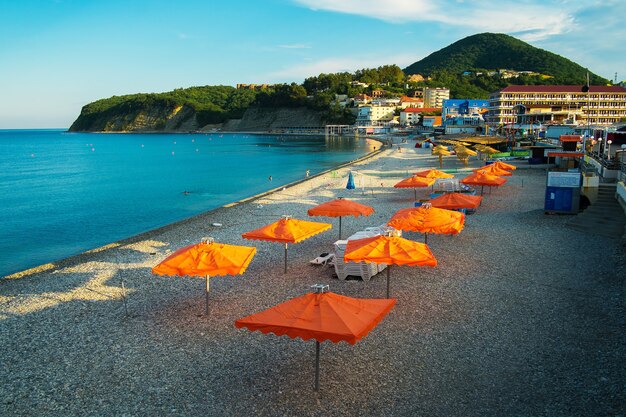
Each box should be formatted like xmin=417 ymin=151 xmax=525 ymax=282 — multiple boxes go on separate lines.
xmin=461 ymin=172 xmax=507 ymax=195
xmin=429 ymin=192 xmax=483 ymax=210
xmin=152 ymin=238 xmax=256 ymax=315
xmin=394 ymin=176 xmax=436 ymax=201
xmin=492 ymin=160 xmax=517 ymax=171
xmin=242 ymin=216 xmax=331 ymax=273
xmin=235 ymin=284 xmax=396 ymax=391
xmin=307 ymin=197 xmax=374 ymax=240
xmin=387 ymin=205 xmax=465 ymax=244
xmin=344 ymin=234 xmax=437 ymax=298
xmin=474 ymin=164 xmax=513 ymax=176
xmin=414 ymin=169 xmax=454 ymax=179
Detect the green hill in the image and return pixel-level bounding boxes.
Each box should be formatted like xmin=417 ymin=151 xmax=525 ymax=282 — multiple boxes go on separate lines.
xmin=404 ymin=33 xmax=607 ymax=85
xmin=69 ymin=86 xmax=258 ymax=132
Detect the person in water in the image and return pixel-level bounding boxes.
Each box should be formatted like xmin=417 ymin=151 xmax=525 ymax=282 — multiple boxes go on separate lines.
xmin=183 ymin=191 xmax=190 ymax=195
xmin=268 ymin=176 xmax=272 ymax=181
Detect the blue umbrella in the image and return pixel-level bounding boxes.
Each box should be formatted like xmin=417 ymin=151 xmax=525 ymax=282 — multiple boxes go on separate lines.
xmin=346 ymin=172 xmax=355 ymax=189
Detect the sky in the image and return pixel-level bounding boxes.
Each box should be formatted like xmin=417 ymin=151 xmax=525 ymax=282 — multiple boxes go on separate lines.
xmin=0 ymin=0 xmax=624 ymax=128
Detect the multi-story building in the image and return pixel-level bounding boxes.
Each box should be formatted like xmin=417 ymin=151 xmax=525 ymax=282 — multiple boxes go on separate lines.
xmin=442 ymin=99 xmax=489 ymax=134
xmin=486 ymin=85 xmax=626 ymax=127
xmin=356 ymin=105 xmax=396 ymax=126
xmin=399 ymin=96 xmax=424 ymax=109
xmin=423 ymin=87 xmax=450 ymax=108
xmin=442 ymin=99 xmax=489 ymax=120
xmin=399 ymin=107 xmax=441 ymax=126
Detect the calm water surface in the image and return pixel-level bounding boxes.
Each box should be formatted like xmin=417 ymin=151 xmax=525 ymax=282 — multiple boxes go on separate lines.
xmin=0 ymin=130 xmax=376 ymax=276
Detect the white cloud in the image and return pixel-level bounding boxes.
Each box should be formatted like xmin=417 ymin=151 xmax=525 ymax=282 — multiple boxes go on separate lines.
xmin=266 ymin=53 xmax=418 ymax=82
xmin=292 ymin=0 xmax=574 ymax=40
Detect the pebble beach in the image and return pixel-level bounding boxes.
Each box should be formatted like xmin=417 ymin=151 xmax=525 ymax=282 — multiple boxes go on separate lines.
xmin=0 ymin=142 xmax=624 ymax=416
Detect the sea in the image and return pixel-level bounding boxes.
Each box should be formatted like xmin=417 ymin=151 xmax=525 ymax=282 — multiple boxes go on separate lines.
xmin=0 ymin=129 xmax=377 ymax=277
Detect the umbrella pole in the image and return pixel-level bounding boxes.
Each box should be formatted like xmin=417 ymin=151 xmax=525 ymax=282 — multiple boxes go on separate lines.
xmin=480 ymin=185 xmax=484 ymax=196
xmin=119 ymin=275 xmax=129 ymax=317
xmin=424 ymin=233 xmax=428 ymax=244
xmin=315 ymin=341 xmax=321 ymax=391
xmin=205 ymin=275 xmax=210 ymax=316
xmin=284 ymin=243 xmax=288 ymax=274
xmin=386 ymin=266 xmax=391 ymax=298
xmin=414 ymin=188 xmax=417 ymax=201
xmin=339 ymin=216 xmax=342 ymax=240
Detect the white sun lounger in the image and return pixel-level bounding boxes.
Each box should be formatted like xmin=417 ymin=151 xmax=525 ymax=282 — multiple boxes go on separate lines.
xmin=310 ymin=253 xmax=335 ymax=266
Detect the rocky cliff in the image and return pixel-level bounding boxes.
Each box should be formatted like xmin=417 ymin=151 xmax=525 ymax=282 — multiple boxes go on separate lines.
xmin=69 ymin=100 xmax=202 ymax=132
xmin=222 ymin=107 xmax=323 ymax=132
xmin=70 ymin=101 xmax=324 ymax=133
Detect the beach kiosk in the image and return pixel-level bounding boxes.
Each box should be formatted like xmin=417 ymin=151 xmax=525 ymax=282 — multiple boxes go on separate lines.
xmin=544 ymin=170 xmax=581 ymax=214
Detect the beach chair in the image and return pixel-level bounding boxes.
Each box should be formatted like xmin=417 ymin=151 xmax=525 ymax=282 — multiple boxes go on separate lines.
xmin=310 ymin=253 xmax=335 ymax=266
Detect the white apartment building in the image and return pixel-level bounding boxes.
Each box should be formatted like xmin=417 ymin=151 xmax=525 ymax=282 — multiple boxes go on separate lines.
xmin=356 ymin=105 xmax=396 ymax=126
xmin=424 ymin=87 xmax=450 ymax=108
xmin=487 ymin=85 xmax=626 ymax=126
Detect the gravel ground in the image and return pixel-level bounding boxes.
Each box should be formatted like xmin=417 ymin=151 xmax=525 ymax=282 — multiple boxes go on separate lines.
xmin=1 ymin=142 xmax=624 ymax=417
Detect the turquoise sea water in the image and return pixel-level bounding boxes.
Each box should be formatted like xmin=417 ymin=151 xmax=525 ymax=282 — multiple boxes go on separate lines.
xmin=0 ymin=130 xmax=376 ymax=277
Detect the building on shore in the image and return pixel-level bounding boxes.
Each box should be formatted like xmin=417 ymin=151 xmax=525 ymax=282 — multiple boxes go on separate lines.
xmin=441 ymin=99 xmax=489 ymax=135
xmin=424 ymin=87 xmax=450 ymax=108
xmin=399 ymin=107 xmax=442 ymax=126
xmin=486 ymin=85 xmax=626 ymax=127
xmin=356 ymin=105 xmax=396 ymax=126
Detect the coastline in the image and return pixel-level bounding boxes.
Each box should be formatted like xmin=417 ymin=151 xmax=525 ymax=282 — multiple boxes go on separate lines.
xmin=3 ymin=139 xmax=386 ymax=280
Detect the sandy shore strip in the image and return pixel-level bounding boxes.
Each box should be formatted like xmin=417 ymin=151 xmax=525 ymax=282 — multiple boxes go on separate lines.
xmin=0 ymin=142 xmax=624 ymax=416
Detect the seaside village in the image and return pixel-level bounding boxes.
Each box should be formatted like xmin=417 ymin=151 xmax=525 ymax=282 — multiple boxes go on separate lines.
xmin=3 ymin=78 xmax=625 ymax=414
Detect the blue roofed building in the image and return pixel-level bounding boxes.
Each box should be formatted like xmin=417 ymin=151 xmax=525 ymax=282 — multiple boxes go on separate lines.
xmin=442 ymin=99 xmax=490 ymax=134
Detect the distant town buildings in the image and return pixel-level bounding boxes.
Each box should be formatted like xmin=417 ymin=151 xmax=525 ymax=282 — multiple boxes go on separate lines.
xmin=442 ymin=99 xmax=489 ymax=120
xmin=356 ymin=105 xmax=396 ymax=126
xmin=399 ymin=96 xmax=424 ymax=109
xmin=423 ymin=87 xmax=450 ymax=108
xmin=236 ymin=84 xmax=269 ymax=90
xmin=486 ymin=85 xmax=626 ymax=127
xmin=399 ymin=107 xmax=442 ymax=126
xmin=442 ymin=99 xmax=489 ymax=134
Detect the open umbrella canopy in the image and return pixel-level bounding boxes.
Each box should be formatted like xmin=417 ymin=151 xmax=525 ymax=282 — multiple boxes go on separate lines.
xmin=235 ymin=288 xmax=396 ymax=344
xmin=431 ymin=146 xmax=452 ymax=156
xmin=152 ymin=239 xmax=256 ymax=277
xmin=461 ymin=172 xmax=507 ymax=196
xmin=474 ymin=164 xmax=513 ymax=176
xmin=480 ymin=146 xmax=500 ymax=155
xmin=492 ymin=160 xmax=517 ymax=171
xmin=394 ymin=176 xmax=436 ymax=201
xmin=414 ymin=169 xmax=454 ymax=179
xmin=394 ymin=176 xmax=436 ymax=189
xmin=307 ymin=198 xmax=374 ymax=218
xmin=235 ymin=284 xmax=396 ymax=390
xmin=242 ymin=216 xmax=331 ymax=273
xmin=455 ymin=146 xmax=478 ymax=156
xmin=152 ymin=238 xmax=257 ymax=315
xmin=461 ymin=172 xmax=508 ymax=187
xmin=242 ymin=216 xmax=331 ymax=244
xmin=429 ymin=192 xmax=483 ymax=210
xmin=387 ymin=206 xmax=465 ymax=236
xmin=344 ymin=235 xmax=437 ymax=267
xmin=344 ymin=234 xmax=437 ymax=298
xmin=307 ymin=198 xmax=375 ymax=240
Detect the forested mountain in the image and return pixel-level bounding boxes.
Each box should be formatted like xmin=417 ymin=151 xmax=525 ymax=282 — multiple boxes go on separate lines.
xmin=404 ymin=33 xmax=607 ymax=85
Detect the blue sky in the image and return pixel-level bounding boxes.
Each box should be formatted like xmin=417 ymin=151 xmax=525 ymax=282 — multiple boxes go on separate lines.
xmin=1 ymin=0 xmax=624 ymax=128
